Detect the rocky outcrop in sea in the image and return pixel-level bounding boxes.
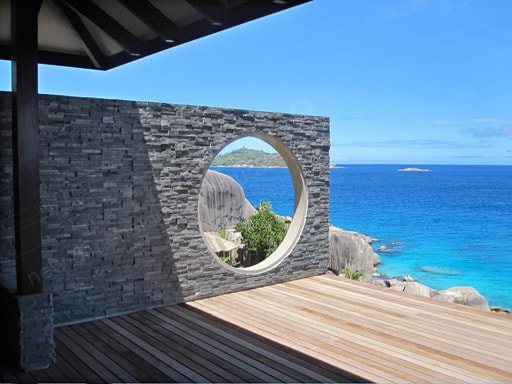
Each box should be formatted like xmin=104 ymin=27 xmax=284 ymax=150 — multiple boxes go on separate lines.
xmin=328 ymin=226 xmax=381 ymax=283
xmin=372 ymin=275 xmax=492 ymax=311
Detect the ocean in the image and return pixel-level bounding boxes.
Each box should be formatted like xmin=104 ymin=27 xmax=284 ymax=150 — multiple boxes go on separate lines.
xmin=210 ymin=165 xmax=512 ymax=309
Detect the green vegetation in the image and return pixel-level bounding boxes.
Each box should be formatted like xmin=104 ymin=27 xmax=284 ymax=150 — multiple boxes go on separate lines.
xmin=219 ymin=254 xmax=230 ymax=263
xmin=212 ymin=148 xmax=286 ymax=168
xmin=235 ymin=202 xmax=288 ymax=266
xmin=343 ymin=267 xmax=364 ymax=281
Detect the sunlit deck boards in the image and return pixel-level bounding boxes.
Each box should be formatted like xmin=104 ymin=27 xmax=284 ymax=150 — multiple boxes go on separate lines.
xmin=2 ymin=274 xmax=512 ymax=383
xmin=189 ymin=274 xmax=512 ymax=383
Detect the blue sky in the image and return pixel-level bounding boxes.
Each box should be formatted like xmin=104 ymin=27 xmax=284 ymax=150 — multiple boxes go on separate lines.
xmin=1 ymin=0 xmax=511 ymax=165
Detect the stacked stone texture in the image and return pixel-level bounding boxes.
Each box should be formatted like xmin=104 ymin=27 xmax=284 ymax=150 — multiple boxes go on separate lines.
xmin=0 ymin=92 xmax=330 ymax=325
xmin=0 ymin=95 xmax=15 ymax=289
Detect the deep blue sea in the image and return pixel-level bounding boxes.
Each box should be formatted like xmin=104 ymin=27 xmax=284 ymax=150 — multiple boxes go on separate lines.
xmin=211 ymin=165 xmax=512 ymax=309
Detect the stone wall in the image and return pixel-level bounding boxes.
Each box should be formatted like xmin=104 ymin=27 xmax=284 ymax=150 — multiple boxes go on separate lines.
xmin=0 ymin=92 xmax=330 ymax=326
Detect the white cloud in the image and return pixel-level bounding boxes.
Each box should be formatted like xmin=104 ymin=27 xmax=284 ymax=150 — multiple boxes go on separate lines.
xmin=472 ymin=118 xmax=510 ymax=124
xmin=470 ymin=126 xmax=512 ymax=138
xmin=431 ymin=119 xmax=456 ymax=125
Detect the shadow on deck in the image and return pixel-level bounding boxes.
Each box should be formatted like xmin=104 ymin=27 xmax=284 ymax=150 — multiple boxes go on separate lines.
xmin=2 ymin=274 xmax=512 ymax=383
xmin=0 ymin=292 xmax=367 ymax=383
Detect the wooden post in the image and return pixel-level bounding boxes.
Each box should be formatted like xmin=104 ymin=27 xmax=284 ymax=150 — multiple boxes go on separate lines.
xmin=11 ymin=0 xmax=43 ymax=294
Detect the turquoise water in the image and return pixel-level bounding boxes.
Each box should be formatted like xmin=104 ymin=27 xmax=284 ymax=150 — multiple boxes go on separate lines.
xmin=211 ymin=165 xmax=512 ymax=309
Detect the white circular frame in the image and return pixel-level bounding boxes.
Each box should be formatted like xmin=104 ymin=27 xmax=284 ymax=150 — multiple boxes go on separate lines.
xmin=200 ymin=133 xmax=309 ymax=274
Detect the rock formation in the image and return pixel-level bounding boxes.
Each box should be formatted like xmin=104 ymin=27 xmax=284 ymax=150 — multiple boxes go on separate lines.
xmin=389 ymin=280 xmax=438 ymax=298
xmin=198 ymin=170 xmax=255 ymax=233
xmin=199 ymin=170 xmax=257 ymax=266
xmin=328 ymin=226 xmax=381 ymax=283
xmin=436 ymin=286 xmax=490 ymax=311
xmin=372 ymin=275 xmax=493 ymax=312
xmin=397 ymin=167 xmax=431 ymax=172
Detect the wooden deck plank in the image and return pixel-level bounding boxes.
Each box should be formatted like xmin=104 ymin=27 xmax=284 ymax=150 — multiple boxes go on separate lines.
xmin=278 ymin=274 xmax=510 ymax=380
xmin=81 ymin=320 xmax=173 ymax=383
xmin=29 ymin=358 xmax=70 ymax=384
xmin=304 ymin=276 xmax=512 ymax=333
xmin=189 ymin=274 xmax=512 ymax=383
xmin=189 ymin=290 xmax=410 ymax=382
xmin=56 ymin=327 xmax=124 ymax=383
xmin=157 ymin=305 xmax=360 ymax=383
xmin=280 ymin=277 xmax=512 ymax=381
xmin=52 ymin=331 xmax=106 ymax=383
xmin=52 ymin=333 xmax=94 ymax=383
xmin=67 ymin=323 xmax=144 ymax=382
xmin=238 ymin=286 xmax=486 ymax=381
xmin=291 ymin=276 xmax=512 ymax=366
xmin=266 ymin=278 xmax=512 ymax=367
xmin=103 ymin=316 xmax=206 ymax=383
xmin=311 ymin=275 xmax=512 ymax=333
xmin=36 ymin=358 xmax=70 ymax=383
xmin=2 ymin=274 xmax=511 ymax=383
xmin=90 ymin=318 xmax=192 ymax=383
xmin=260 ymin=283 xmax=510 ymax=380
xmin=139 ymin=309 xmax=296 ymax=383
xmin=191 ymin=286 xmax=452 ymax=383
xmin=162 ymin=304 xmax=360 ymax=383
xmin=126 ymin=310 xmax=250 ymax=382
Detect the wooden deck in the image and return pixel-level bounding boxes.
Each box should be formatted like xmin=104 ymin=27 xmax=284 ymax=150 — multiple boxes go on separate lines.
xmin=2 ymin=274 xmax=512 ymax=383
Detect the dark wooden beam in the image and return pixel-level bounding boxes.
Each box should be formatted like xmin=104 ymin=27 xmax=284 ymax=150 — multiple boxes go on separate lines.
xmin=38 ymin=49 xmax=97 ymax=69
xmin=56 ymin=0 xmax=108 ymax=69
xmin=186 ymin=0 xmax=228 ymax=26
xmin=11 ymin=0 xmax=43 ymax=294
xmin=60 ymin=0 xmax=142 ymax=56
xmin=187 ymin=0 xmax=310 ymax=29
xmin=117 ymin=0 xmax=180 ymax=43
xmin=56 ymin=1 xmax=105 ymax=68
xmin=0 ymin=45 xmax=98 ymax=69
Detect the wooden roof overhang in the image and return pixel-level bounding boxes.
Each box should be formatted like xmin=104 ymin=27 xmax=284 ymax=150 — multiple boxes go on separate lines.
xmin=1 ymin=0 xmax=310 ymax=70
xmin=2 ymin=0 xmax=311 ymax=295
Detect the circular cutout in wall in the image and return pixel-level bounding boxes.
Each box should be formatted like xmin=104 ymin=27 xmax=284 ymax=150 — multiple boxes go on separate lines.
xmin=198 ymin=135 xmax=308 ymax=273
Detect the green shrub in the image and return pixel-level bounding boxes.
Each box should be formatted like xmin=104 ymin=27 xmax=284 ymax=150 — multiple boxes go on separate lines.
xmin=343 ymin=267 xmax=364 ymax=281
xmin=235 ymin=201 xmax=287 ymax=265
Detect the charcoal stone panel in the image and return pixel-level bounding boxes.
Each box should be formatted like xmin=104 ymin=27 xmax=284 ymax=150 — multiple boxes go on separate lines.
xmin=0 ymin=288 xmax=55 ymax=371
xmin=0 ymin=92 xmax=330 ymax=326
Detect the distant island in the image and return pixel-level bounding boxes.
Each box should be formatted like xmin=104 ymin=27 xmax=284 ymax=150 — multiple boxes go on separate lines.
xmin=397 ymin=167 xmax=431 ymax=172
xmin=212 ymin=148 xmax=286 ymax=168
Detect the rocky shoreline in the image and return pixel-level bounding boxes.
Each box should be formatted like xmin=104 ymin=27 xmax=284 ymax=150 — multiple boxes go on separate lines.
xmin=371 ymin=272 xmax=512 ymax=315
xmin=199 ymin=169 xmax=510 ymax=315
xmin=329 ymin=225 xmax=511 ymax=315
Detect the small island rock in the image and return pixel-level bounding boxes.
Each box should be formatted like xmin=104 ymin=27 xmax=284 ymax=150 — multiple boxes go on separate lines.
xmin=397 ymin=167 xmax=431 ymax=172
xmin=439 ymin=286 xmax=490 ymax=311
xmin=390 ymin=281 xmax=438 ymax=298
